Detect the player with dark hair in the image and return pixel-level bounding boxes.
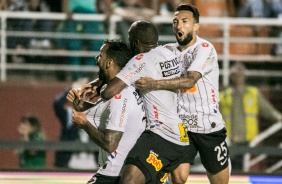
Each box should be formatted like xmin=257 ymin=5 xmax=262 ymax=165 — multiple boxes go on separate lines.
xmin=68 ymin=39 xmax=146 ymax=184
xmin=135 ymin=4 xmax=231 ymax=184
xmin=100 ymin=20 xmax=195 ymax=184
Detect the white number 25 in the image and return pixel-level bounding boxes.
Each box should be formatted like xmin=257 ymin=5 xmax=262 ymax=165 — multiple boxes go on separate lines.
xmin=214 ymin=142 xmax=228 ymax=165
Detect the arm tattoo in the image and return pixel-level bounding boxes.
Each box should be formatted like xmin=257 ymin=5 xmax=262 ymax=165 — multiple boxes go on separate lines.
xmin=155 ymin=71 xmax=202 ymax=90
xmin=84 ymin=122 xmax=123 ymax=153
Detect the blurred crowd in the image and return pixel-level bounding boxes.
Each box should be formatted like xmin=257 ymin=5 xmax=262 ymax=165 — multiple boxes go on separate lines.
xmin=0 ymin=0 xmax=282 ymax=81
xmin=1 ymin=0 xmax=281 ymax=81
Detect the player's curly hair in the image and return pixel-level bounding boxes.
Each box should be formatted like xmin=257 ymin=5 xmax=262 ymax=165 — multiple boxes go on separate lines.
xmin=104 ymin=39 xmax=133 ymax=68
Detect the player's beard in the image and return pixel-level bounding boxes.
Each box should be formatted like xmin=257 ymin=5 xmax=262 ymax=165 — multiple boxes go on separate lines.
xmin=176 ymin=31 xmax=193 ymax=46
xmin=98 ymin=69 xmax=106 ymax=82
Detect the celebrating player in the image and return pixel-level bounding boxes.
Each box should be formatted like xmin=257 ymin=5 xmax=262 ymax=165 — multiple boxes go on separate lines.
xmin=68 ymin=39 xmax=146 ymax=184
xmin=135 ymin=4 xmax=231 ymax=184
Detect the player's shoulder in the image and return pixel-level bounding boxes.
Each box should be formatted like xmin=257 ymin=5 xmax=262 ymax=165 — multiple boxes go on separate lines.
xmin=163 ymin=43 xmax=178 ymax=52
xmin=130 ymin=46 xmax=168 ymax=61
xmin=196 ymin=37 xmax=214 ymax=49
xmin=111 ymin=85 xmax=136 ymax=102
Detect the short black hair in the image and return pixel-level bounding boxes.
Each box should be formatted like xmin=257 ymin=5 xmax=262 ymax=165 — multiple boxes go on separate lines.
xmin=176 ymin=4 xmax=200 ymax=23
xmin=104 ymin=39 xmax=132 ymax=68
xmin=129 ymin=20 xmax=159 ymax=45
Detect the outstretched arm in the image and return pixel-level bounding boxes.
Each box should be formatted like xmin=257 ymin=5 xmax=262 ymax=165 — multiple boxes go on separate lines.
xmin=101 ymin=77 xmax=127 ymax=100
xmin=72 ymin=110 xmax=123 ymax=153
xmin=135 ymin=71 xmax=202 ymax=92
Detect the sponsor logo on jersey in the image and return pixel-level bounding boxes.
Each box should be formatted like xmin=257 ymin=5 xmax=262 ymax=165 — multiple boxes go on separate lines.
xmin=159 ymin=58 xmax=179 ymax=70
xmin=160 ymin=173 xmax=169 ymax=183
xmin=125 ymin=62 xmax=146 ymax=79
xmin=119 ymin=99 xmax=128 ymax=127
xmin=179 ymin=114 xmax=198 ymax=129
xmin=110 ymin=151 xmax=117 ymax=159
xmin=211 ymin=89 xmax=216 ymax=102
xmin=202 ymin=59 xmax=208 ymax=70
xmin=146 ymin=150 xmax=162 ymax=171
xmin=162 ymin=67 xmax=180 ymax=77
xmin=153 ymin=105 xmax=159 ymax=119
xmin=159 ymin=58 xmax=181 ymax=77
xmin=114 ymin=93 xmax=122 ymax=99
xmin=135 ymin=53 xmax=144 ymax=60
xmin=202 ymin=42 xmax=209 ymax=47
xmin=180 ymin=85 xmax=197 ymax=93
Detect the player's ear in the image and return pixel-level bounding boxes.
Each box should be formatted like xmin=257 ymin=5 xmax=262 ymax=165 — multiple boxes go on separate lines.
xmin=134 ymin=39 xmax=140 ymax=47
xmin=194 ymin=23 xmax=199 ymax=32
xmin=106 ymin=58 xmax=113 ymax=69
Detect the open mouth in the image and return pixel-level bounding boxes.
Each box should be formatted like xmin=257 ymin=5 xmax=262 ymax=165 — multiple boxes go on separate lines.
xmin=177 ymin=31 xmax=184 ymax=39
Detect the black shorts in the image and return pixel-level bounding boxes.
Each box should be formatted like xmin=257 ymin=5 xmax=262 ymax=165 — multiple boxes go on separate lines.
xmin=124 ymin=130 xmax=194 ymax=184
xmin=87 ymin=173 xmax=120 ymax=184
xmin=188 ymin=128 xmax=230 ymax=174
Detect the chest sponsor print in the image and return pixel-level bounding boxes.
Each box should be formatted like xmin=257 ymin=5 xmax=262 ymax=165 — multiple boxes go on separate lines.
xmin=159 ymin=57 xmax=180 ymax=77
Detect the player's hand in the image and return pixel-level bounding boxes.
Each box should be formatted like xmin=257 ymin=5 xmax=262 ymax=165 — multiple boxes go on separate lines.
xmin=135 ymin=77 xmax=155 ymax=92
xmin=67 ymin=89 xmax=85 ymax=111
xmin=66 ymin=88 xmax=78 ymax=103
xmin=80 ymin=83 xmax=98 ymax=101
xmin=72 ymin=110 xmax=88 ymax=129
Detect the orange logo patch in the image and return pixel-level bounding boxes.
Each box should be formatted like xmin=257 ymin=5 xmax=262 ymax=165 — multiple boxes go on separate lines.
xmin=180 ymin=85 xmax=197 ymax=93
xmin=146 ymin=153 xmax=163 ymax=171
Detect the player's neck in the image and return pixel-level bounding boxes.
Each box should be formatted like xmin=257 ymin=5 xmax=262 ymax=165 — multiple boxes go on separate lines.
xmin=140 ymin=43 xmax=157 ymax=53
xmin=107 ymin=68 xmax=120 ymax=83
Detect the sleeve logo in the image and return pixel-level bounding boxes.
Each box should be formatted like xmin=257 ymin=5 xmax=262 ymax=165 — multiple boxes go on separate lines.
xmin=114 ymin=93 xmax=122 ymax=99
xmin=135 ymin=53 xmax=144 ymax=60
xmin=202 ymin=42 xmax=209 ymax=47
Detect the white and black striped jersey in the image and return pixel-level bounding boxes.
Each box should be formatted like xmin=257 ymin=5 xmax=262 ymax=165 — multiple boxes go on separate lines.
xmin=116 ymin=46 xmax=190 ymax=146
xmin=165 ymin=36 xmax=226 ymax=134
xmin=84 ymin=85 xmax=145 ymax=177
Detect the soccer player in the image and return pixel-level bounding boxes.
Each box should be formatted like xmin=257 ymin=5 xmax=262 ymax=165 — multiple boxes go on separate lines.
xmin=100 ymin=21 xmax=195 ymax=184
xmin=135 ymin=4 xmax=231 ymax=184
xmin=67 ymin=40 xmax=146 ymax=184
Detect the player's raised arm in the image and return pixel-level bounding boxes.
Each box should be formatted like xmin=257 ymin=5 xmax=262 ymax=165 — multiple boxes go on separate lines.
xmin=100 ymin=77 xmax=127 ymax=100
xmin=136 ymin=71 xmax=202 ymax=92
xmin=72 ymin=110 xmax=123 ymax=153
